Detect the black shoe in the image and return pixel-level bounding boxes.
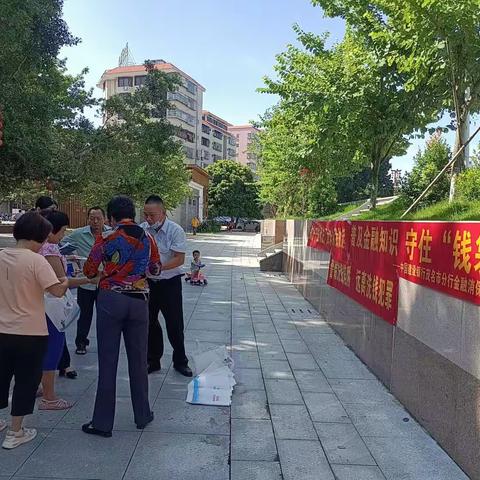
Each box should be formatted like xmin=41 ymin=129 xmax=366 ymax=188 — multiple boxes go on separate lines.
xmin=59 ymin=369 xmax=78 ymax=379
xmin=137 ymin=412 xmax=154 ymax=430
xmin=82 ymin=422 xmax=112 ymax=438
xmin=148 ymin=361 xmax=161 ymax=374
xmin=174 ymin=364 xmax=193 ymax=377
xmin=75 ymin=343 xmax=87 ymax=355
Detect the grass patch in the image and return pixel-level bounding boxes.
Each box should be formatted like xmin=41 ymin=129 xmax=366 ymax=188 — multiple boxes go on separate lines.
xmin=355 ymin=198 xmax=480 ymax=221
xmin=319 ymin=201 xmax=364 ymax=220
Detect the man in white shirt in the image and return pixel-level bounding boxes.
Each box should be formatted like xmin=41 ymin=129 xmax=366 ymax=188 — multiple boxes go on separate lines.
xmin=141 ymin=195 xmax=192 ymax=377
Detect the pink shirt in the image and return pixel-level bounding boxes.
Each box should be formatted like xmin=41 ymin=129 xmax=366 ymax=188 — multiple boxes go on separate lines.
xmin=39 ymin=242 xmax=67 ymax=273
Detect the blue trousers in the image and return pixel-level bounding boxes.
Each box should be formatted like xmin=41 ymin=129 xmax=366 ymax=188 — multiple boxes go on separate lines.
xmin=91 ymin=290 xmax=151 ymax=432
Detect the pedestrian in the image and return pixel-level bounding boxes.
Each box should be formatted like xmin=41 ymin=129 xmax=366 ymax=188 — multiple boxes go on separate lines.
xmin=62 ymin=206 xmax=109 ymax=355
xmin=142 ymin=195 xmax=192 ymax=376
xmin=0 ymin=212 xmax=69 ymax=449
xmin=82 ymin=195 xmax=161 ymax=437
xmin=38 ymin=210 xmax=95 ymax=410
xmin=191 ymin=216 xmax=200 ymax=235
xmin=34 ymin=196 xmax=77 ymax=381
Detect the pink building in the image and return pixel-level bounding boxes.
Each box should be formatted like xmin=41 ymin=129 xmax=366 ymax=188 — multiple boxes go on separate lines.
xmin=228 ymin=124 xmax=260 ymax=172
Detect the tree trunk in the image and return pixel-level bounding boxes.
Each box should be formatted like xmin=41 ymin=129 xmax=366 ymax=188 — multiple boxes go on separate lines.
xmin=449 ymin=111 xmax=469 ymax=202
xmin=370 ymin=159 xmax=381 ymax=210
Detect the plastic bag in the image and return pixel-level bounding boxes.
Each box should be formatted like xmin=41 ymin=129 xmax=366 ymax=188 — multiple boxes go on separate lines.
xmin=44 ymin=289 xmax=80 ymax=332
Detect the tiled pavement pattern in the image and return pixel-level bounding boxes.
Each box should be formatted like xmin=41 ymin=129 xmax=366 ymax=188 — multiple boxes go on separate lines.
xmin=0 ymin=233 xmax=468 ymax=479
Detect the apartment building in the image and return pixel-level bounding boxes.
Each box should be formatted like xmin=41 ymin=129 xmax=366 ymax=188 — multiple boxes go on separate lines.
xmin=200 ymin=111 xmax=237 ymax=168
xmin=97 ymin=59 xmax=205 ymax=165
xmin=97 ymin=57 xmax=208 ymax=228
xmin=227 ymin=124 xmax=260 ymax=172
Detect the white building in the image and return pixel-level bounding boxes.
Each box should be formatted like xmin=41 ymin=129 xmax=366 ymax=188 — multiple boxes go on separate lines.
xmin=200 ymin=111 xmax=237 ymax=168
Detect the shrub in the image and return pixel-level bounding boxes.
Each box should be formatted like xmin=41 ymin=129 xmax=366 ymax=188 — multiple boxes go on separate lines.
xmin=456 ymin=167 xmax=480 ymax=201
xmin=196 ymin=219 xmax=221 ymax=233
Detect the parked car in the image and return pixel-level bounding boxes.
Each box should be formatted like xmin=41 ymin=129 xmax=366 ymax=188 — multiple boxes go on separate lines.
xmin=237 ymin=220 xmax=261 ymax=232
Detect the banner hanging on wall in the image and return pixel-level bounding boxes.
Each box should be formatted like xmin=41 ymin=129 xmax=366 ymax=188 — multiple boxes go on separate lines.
xmin=308 ymin=220 xmax=480 ymax=325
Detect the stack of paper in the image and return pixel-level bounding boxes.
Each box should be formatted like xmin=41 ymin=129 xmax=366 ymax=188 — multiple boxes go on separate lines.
xmin=186 ymin=346 xmax=236 ymax=406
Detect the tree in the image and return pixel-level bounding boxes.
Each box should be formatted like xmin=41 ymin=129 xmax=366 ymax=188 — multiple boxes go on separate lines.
xmin=261 ymin=25 xmax=439 ymax=209
xmin=71 ymin=64 xmax=191 ymax=208
xmin=313 ymin=0 xmax=480 ymax=201
xmin=0 ymin=0 xmax=95 ymax=191
xmin=336 ymin=161 xmax=394 ymax=204
xmin=401 ymin=132 xmax=451 ymax=207
xmin=205 ymin=160 xmax=262 ymax=221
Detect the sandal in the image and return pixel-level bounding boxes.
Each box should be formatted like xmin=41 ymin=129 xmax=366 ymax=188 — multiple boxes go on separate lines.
xmin=59 ymin=369 xmax=78 ymax=379
xmin=38 ymin=398 xmax=72 ymax=410
xmin=81 ymin=422 xmax=112 ymax=438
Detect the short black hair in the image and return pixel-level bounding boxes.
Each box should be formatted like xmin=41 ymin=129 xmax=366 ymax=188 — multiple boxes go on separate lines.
xmin=193 ymin=250 xmax=200 ymax=255
xmin=145 ymin=195 xmax=164 ymax=206
xmin=35 ymin=196 xmax=58 ymax=210
xmin=14 ymin=212 xmax=52 ymax=243
xmin=88 ymin=206 xmax=106 ymax=217
xmin=107 ymin=195 xmax=136 ymax=222
xmin=41 ymin=210 xmax=70 ymax=234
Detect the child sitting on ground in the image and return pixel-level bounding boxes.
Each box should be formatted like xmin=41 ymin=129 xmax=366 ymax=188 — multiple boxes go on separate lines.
xmin=185 ymin=250 xmax=207 ymax=285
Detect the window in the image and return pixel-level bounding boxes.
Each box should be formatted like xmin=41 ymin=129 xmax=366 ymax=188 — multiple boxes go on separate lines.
xmin=206 ymin=115 xmax=228 ymax=131
xmin=176 ymin=128 xmax=195 ymax=143
xmin=212 ymin=154 xmax=220 ymax=162
xmin=201 ymin=137 xmax=210 ymax=147
xmin=227 ymin=148 xmax=236 ymax=157
xmin=134 ymin=75 xmax=147 ymax=86
xmin=212 ymin=141 xmax=222 ymax=152
xmin=150 ymin=106 xmax=165 ymax=118
xmin=185 ymin=80 xmax=197 ymax=95
xmin=118 ymin=77 xmax=133 ymax=87
xmin=228 ymin=136 xmax=236 ymax=146
xmin=212 ymin=129 xmax=223 ymax=140
xmin=167 ymin=109 xmax=196 ymax=126
xmin=202 ymin=150 xmax=210 ymax=160
xmin=247 ymin=132 xmax=253 ymax=139
xmin=184 ymin=146 xmax=195 ymax=159
xmin=202 ymin=124 xmax=211 ymax=134
xmin=167 ymin=91 xmax=196 ymax=110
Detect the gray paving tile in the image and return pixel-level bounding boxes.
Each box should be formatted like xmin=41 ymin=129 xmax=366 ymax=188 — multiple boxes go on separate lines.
xmin=260 ymin=360 xmax=294 ymax=380
xmin=235 ymin=368 xmax=265 ymax=390
xmin=187 ymin=320 xmax=231 ymax=331
xmin=303 ymin=392 xmax=350 ymax=423
xmin=317 ymin=356 xmax=376 ymax=380
xmin=151 ymin=398 xmax=230 ymax=435
xmin=232 ymin=351 xmax=261 ymax=369
xmin=315 ymin=422 xmax=376 ymax=465
xmin=329 ymin=379 xmax=396 ymax=406
xmin=231 ymin=418 xmax=277 ymax=461
xmin=270 ymin=404 xmax=317 ymax=440
xmin=257 ymin=344 xmax=287 ymax=361
xmin=184 ymin=329 xmax=230 ymax=343
xmin=157 ymin=381 xmax=188 ymax=400
xmin=294 ymin=370 xmax=333 ymax=393
xmin=232 ymin=390 xmax=269 ymax=419
xmin=264 ymin=379 xmax=303 ymax=405
xmin=286 ymin=352 xmax=319 ymax=370
xmin=364 ymin=435 xmax=469 ymax=480
xmin=231 ymin=461 xmax=282 ymax=480
xmin=343 ymin=403 xmax=426 ymax=438
xmin=332 ymin=465 xmax=386 ymax=480
xmin=281 ymin=339 xmax=310 ymax=354
xmin=124 ymin=432 xmax=229 ymax=480
xmin=253 ymin=323 xmax=277 ymax=334
xmin=277 ymin=439 xmax=335 ymax=480
xmin=0 ymin=428 xmax=50 ymax=476
xmin=254 ymin=333 xmax=282 ymax=345
xmin=16 ymin=429 xmax=140 ymax=479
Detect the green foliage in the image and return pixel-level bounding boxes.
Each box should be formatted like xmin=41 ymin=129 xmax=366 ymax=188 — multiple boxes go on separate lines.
xmin=456 ymin=167 xmax=480 ymax=201
xmin=73 ymin=65 xmax=190 ymax=208
xmin=259 ymin=22 xmax=439 ymax=211
xmin=197 ymin=220 xmax=221 ymax=233
xmin=401 ymin=133 xmax=450 ymax=207
xmin=312 ymin=0 xmax=480 ymax=197
xmin=355 ymin=198 xmax=480 ymax=222
xmin=206 ymin=160 xmax=262 ymax=220
xmin=0 ymin=0 xmax=95 ymax=189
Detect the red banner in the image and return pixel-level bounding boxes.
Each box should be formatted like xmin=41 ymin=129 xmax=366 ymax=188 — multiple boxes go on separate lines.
xmin=308 ymin=220 xmax=480 ymax=325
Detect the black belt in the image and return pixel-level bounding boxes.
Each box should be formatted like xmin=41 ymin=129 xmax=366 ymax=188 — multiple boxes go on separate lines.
xmin=118 ymin=291 xmax=148 ymax=301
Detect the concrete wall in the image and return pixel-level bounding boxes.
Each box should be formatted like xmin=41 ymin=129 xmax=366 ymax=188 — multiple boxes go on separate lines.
xmin=281 ymin=219 xmax=480 ymax=480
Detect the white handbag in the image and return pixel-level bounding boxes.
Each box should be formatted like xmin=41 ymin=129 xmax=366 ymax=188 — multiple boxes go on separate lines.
xmin=44 ymin=289 xmax=80 ymax=332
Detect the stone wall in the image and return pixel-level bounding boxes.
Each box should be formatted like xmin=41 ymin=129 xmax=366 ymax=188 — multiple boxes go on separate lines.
xmin=281 ymin=219 xmax=480 ymax=480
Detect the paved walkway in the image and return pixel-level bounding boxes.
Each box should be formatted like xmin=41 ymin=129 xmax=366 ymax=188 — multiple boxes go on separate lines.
xmin=0 ymin=233 xmax=467 ymax=479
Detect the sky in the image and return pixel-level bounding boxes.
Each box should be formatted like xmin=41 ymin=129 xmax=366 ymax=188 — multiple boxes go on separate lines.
xmin=61 ymin=0 xmax=476 ymax=173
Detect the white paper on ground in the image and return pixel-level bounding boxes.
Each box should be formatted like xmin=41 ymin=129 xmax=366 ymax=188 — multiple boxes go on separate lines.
xmin=191 ymin=345 xmax=234 ymax=376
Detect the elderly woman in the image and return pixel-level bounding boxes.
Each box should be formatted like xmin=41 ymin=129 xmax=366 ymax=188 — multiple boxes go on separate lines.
xmin=37 ymin=210 xmax=96 ymax=410
xmin=0 ymin=213 xmax=69 ymax=449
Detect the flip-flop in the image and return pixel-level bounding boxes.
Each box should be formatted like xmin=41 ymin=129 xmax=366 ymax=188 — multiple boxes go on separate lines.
xmin=38 ymin=398 xmax=72 ymax=410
